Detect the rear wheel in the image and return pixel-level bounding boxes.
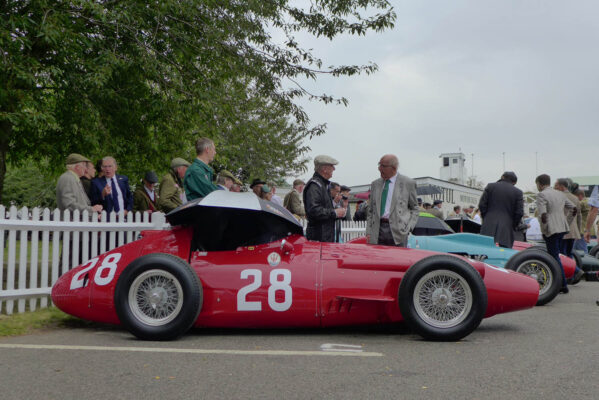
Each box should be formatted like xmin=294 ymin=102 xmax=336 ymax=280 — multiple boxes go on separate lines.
xmin=115 ymin=253 xmax=202 ymax=340
xmin=590 ymin=245 xmax=599 ymax=258
xmin=505 ymin=249 xmax=560 ymax=306
xmin=398 ymin=255 xmax=487 ymax=341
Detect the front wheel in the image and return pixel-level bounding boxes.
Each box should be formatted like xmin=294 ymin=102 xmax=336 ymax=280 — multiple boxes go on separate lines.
xmin=114 ymin=253 xmax=202 ymax=340
xmin=590 ymin=244 xmax=599 ymax=259
xmin=505 ymin=249 xmax=560 ymax=306
xmin=398 ymin=255 xmax=487 ymax=341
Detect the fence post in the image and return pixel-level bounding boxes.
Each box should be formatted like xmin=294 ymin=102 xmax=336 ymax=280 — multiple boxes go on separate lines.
xmin=29 ymin=208 xmax=40 ymax=311
xmin=40 ymin=208 xmax=51 ymax=309
xmin=0 ymin=205 xmax=5 ymax=313
xmin=6 ymin=206 xmax=18 ymax=314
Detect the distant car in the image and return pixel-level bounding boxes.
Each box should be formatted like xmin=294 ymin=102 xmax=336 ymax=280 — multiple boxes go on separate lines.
xmin=51 ymin=191 xmax=539 ymax=342
xmin=351 ymin=233 xmax=575 ymax=306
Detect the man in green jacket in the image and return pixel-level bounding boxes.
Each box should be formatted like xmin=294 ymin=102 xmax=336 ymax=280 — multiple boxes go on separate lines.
xmin=158 ymin=158 xmax=190 ymax=213
xmin=184 ymin=137 xmax=219 ymax=201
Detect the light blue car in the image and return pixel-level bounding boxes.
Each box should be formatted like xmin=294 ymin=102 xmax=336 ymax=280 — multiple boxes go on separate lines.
xmin=406 ymin=233 xmax=565 ymax=306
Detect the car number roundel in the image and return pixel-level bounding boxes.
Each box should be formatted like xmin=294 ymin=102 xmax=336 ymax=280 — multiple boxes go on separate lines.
xmin=237 ymin=269 xmax=292 ymax=312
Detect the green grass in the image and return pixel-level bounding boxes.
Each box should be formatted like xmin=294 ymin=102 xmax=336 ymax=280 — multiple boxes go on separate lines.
xmin=0 ymin=306 xmax=77 ymax=337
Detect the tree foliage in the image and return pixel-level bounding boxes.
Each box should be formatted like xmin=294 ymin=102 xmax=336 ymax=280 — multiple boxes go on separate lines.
xmin=0 ymin=0 xmax=395 ymax=202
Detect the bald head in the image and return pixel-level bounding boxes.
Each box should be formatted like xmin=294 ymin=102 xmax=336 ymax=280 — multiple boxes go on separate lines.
xmin=378 ymin=154 xmax=399 ymax=180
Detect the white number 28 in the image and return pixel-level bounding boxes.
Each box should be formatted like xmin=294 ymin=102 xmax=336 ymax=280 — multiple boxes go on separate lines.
xmin=237 ymin=269 xmax=292 ymax=312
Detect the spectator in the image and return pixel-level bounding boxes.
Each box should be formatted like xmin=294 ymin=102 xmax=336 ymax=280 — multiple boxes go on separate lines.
xmin=230 ymin=182 xmax=242 ymax=192
xmin=91 ymin=156 xmax=133 ymax=218
xmin=133 ymin=171 xmax=159 ymax=213
xmin=268 ymin=181 xmax=284 ymax=206
xmin=283 ymin=179 xmax=306 ymax=219
xmin=584 ymin=185 xmax=599 ymax=243
xmin=330 ymin=182 xmax=342 ymax=242
xmin=478 ymin=171 xmax=524 ymax=248
xmin=448 ymin=205 xmax=462 ymax=217
xmin=472 ymin=208 xmax=482 ymax=223
xmin=184 ymin=137 xmax=219 ymax=200
xmin=80 ymin=161 xmax=96 ymax=201
xmin=215 ymin=170 xmax=236 ymax=191
xmin=575 ymin=188 xmax=590 ymax=253
xmin=526 ymin=216 xmax=543 ymax=241
xmin=340 ymin=185 xmax=352 ymax=221
xmin=250 ymin=178 xmax=266 ymax=197
xmin=422 ymin=202 xmax=432 ymax=211
xmin=535 ymin=174 xmax=576 ymax=293
xmin=366 ymin=154 xmax=419 ymax=247
xmin=303 ymin=155 xmax=346 ymax=242
xmin=554 ymin=178 xmax=581 ymax=258
xmin=259 ymin=184 xmax=273 ymax=201
xmin=158 ymin=158 xmax=190 ymax=213
xmin=353 ymin=199 xmax=369 ymax=221
xmin=429 ymin=200 xmax=444 ymax=219
xmin=57 ymin=153 xmax=103 ymax=215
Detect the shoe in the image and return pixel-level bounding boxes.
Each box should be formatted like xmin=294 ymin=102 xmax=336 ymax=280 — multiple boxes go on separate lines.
xmin=560 ymin=287 xmax=569 ymax=294
xmin=571 ymin=269 xmax=584 ymax=285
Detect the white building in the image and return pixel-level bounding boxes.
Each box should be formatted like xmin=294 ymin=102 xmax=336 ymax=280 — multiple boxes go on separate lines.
xmin=439 ymin=152 xmax=468 ymax=185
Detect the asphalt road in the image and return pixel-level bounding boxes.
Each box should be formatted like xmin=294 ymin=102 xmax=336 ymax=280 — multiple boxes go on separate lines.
xmin=1 ymin=282 xmax=598 ymax=400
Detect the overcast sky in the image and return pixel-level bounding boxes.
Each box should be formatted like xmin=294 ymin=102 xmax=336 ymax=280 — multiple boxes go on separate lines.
xmin=292 ymin=0 xmax=598 ymax=192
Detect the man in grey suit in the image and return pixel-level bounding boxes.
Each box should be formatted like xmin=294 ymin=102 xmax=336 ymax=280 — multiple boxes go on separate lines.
xmin=366 ymin=154 xmax=419 ymax=247
xmin=56 ymin=153 xmax=103 ymax=216
xmin=535 ymin=174 xmax=576 ymax=293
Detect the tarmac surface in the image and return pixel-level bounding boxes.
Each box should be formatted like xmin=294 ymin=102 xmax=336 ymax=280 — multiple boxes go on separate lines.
xmin=1 ymin=281 xmax=598 ymax=400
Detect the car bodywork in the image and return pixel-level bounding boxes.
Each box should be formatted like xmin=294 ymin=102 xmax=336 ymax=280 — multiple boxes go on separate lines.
xmin=52 ymin=192 xmax=539 ymax=342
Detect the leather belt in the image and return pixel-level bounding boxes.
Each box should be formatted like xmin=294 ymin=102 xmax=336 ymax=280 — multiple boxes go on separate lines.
xmin=380 ymin=218 xmax=389 ymax=223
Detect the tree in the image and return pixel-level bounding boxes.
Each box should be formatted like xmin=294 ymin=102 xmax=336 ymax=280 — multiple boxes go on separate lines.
xmin=0 ymin=0 xmax=395 ymax=201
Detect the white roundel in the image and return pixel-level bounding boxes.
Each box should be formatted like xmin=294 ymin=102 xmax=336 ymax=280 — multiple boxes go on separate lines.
xmin=267 ymin=252 xmax=281 ymax=267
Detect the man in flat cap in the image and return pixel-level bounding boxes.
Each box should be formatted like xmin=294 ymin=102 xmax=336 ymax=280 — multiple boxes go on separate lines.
xmin=57 ymin=153 xmax=103 ymax=216
xmin=478 ymin=171 xmax=524 ymax=248
xmin=303 ymin=155 xmax=346 ymax=242
xmin=366 ymin=154 xmax=419 ymax=247
xmin=133 ymin=171 xmax=159 ymax=213
xmin=184 ymin=137 xmax=219 ymax=200
xmin=284 ymin=179 xmax=306 ymax=219
xmin=250 ymin=178 xmax=266 ymax=197
xmin=215 ymin=170 xmax=238 ymax=191
xmin=158 ymin=157 xmax=190 ymax=213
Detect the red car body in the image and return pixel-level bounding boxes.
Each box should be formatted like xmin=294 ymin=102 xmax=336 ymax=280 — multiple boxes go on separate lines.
xmin=52 ymin=227 xmax=539 ymax=341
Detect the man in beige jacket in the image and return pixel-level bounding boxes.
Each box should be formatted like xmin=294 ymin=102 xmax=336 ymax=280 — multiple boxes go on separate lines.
xmin=56 ymin=153 xmax=103 ymax=216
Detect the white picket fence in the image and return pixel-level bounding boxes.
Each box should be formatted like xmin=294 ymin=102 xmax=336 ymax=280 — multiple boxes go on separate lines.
xmin=0 ymin=207 xmax=368 ymax=315
xmin=0 ymin=206 xmax=169 ymax=315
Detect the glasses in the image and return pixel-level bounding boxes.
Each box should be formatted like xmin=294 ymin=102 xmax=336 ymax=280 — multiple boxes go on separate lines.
xmin=378 ymin=163 xmax=393 ymax=168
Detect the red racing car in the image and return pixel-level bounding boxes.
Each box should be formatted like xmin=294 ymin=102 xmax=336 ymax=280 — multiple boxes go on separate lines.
xmin=52 ymin=191 xmax=539 ymax=342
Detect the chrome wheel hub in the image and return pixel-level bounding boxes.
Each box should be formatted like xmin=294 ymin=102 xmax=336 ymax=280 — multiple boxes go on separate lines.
xmin=128 ymin=269 xmax=184 ymax=326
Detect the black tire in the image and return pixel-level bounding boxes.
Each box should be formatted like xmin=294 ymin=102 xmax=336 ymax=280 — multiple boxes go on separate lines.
xmin=572 ymin=250 xmax=583 ymax=270
xmin=114 ymin=253 xmax=202 ymax=340
xmin=590 ymin=244 xmax=599 ymax=259
xmin=398 ymin=255 xmax=487 ymax=341
xmin=505 ymin=249 xmax=560 ymax=306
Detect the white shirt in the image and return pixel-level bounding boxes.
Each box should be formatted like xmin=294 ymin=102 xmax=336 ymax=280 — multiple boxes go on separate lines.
xmin=271 ymin=194 xmax=283 ymax=206
xmin=589 ymin=185 xmax=599 ymax=208
xmin=144 ymin=186 xmax=155 ymax=202
xmin=381 ymin=174 xmax=397 ymax=219
xmin=526 ymin=217 xmax=542 ymax=241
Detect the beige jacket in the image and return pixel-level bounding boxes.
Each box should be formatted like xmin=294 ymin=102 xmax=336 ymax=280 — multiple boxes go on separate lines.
xmin=536 ymin=187 xmax=575 ymax=237
xmin=56 ymin=170 xmax=94 ymax=214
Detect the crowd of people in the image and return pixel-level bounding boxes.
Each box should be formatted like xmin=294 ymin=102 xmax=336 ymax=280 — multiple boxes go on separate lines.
xmin=56 ymin=141 xmax=598 ymax=294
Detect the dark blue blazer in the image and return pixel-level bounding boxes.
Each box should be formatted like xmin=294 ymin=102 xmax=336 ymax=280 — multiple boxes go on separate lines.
xmin=91 ymin=174 xmax=133 ymax=213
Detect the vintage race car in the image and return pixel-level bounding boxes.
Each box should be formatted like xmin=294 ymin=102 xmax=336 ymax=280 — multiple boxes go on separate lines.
xmin=52 ymin=191 xmax=539 ymax=342
xmin=351 ymin=233 xmax=576 ymax=306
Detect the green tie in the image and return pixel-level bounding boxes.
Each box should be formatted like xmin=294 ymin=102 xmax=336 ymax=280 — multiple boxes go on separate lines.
xmin=380 ymin=179 xmax=390 ymax=216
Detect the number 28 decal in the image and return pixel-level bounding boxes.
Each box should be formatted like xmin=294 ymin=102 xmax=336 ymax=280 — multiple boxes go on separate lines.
xmin=70 ymin=253 xmax=122 ymax=290
xmin=237 ymin=269 xmax=292 ymax=312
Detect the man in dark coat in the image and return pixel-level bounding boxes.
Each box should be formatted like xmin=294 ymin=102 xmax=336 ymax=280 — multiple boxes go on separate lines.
xmin=478 ymin=171 xmax=524 ymax=248
xmin=90 ymin=156 xmax=133 ymax=218
xmin=303 ymin=155 xmax=347 ymax=242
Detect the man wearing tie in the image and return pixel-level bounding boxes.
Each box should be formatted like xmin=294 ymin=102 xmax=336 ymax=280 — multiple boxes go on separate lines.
xmin=91 ymin=156 xmax=133 ymax=218
xmin=366 ymin=154 xmax=419 ymax=247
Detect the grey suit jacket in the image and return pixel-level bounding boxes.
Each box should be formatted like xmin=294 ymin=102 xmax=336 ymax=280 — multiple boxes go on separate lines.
xmin=56 ymin=170 xmax=94 ymax=214
xmin=366 ymin=173 xmax=420 ymax=245
xmin=536 ymin=187 xmax=575 ymax=236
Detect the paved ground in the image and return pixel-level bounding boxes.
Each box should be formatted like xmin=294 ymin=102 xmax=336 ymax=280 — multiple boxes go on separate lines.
xmin=1 ymin=281 xmax=598 ymax=400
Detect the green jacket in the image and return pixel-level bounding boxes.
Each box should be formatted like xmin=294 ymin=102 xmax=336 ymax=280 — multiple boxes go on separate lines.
xmin=158 ymin=170 xmax=185 ymax=213
xmin=133 ymin=184 xmax=158 ymax=213
xmin=184 ymin=158 xmax=218 ymax=201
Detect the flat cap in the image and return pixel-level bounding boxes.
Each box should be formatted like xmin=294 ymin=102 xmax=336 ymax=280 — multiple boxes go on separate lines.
xmin=171 ymin=157 xmax=191 ymax=169
xmin=219 ymin=170 xmax=242 ymax=186
xmin=261 ymin=184 xmax=271 ymax=193
xmin=433 ymin=199 xmax=443 ymax=205
xmin=66 ymin=153 xmax=90 ymax=165
xmin=250 ymin=178 xmax=266 ymax=188
xmin=144 ymin=171 xmax=159 ymax=184
xmin=314 ymin=155 xmax=338 ymax=169
xmin=292 ymin=179 xmax=305 ymax=187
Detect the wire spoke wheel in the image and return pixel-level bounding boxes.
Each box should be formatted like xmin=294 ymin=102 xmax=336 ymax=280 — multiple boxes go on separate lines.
xmin=128 ymin=269 xmax=184 ymax=326
xmin=413 ymin=270 xmax=473 ymax=329
xmin=516 ymin=259 xmax=552 ymax=296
